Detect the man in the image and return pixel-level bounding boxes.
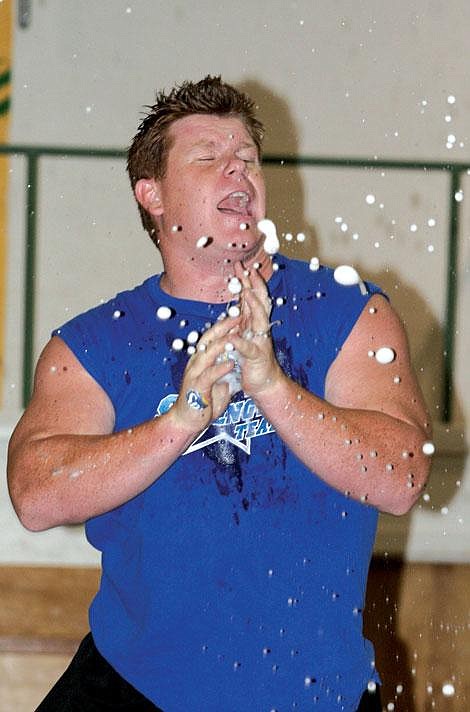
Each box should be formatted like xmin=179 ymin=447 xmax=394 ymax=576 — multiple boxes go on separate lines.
xmin=7 ymin=76 xmax=432 ymax=711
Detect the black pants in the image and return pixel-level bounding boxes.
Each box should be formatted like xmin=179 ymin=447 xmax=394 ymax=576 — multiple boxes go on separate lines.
xmin=36 ymin=633 xmax=382 ymax=711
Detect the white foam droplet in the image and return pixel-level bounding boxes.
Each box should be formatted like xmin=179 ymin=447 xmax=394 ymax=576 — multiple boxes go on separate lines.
xmin=309 ymin=257 xmax=320 ymax=271
xmin=228 ymin=277 xmax=242 ymax=294
xmin=375 ymin=347 xmax=396 ymax=364
xmin=296 ymin=232 xmax=306 ymax=242
xmin=196 ymin=235 xmax=209 ymax=248
xmin=422 ymin=441 xmax=435 ymax=456
xmin=171 ymin=338 xmax=184 ymax=351
xmin=228 ymin=305 xmax=240 ymax=317
xmin=257 ymin=218 xmax=280 ymax=255
xmin=156 ymin=306 xmax=172 ymax=320
xmin=334 ymin=264 xmax=360 ymax=286
xmin=366 ymin=194 xmax=376 ymax=205
xmin=442 ymin=683 xmax=455 ymax=696
xmin=187 ymin=330 xmax=199 ymax=344
xmin=447 ymin=95 xmax=456 ymax=105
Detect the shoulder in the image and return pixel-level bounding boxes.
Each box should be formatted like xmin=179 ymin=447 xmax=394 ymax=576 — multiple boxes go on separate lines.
xmin=276 ymin=255 xmax=386 ymax=348
xmin=275 ymin=255 xmax=384 ymax=297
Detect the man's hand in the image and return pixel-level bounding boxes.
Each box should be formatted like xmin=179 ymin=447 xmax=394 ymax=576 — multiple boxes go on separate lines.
xmin=170 ymin=315 xmax=241 ymax=431
xmin=228 ymin=262 xmax=284 ymax=396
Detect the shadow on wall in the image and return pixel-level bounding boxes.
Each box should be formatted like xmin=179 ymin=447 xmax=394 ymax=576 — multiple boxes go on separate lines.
xmin=239 ymin=78 xmax=320 ymax=252
xmin=241 ymin=75 xmax=467 ymax=507
xmin=238 ymin=77 xmax=467 ymax=712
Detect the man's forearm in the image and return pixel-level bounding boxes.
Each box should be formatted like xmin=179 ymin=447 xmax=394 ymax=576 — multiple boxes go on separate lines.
xmin=253 ymin=374 xmax=432 ymax=515
xmin=7 ymin=409 xmax=198 ymax=531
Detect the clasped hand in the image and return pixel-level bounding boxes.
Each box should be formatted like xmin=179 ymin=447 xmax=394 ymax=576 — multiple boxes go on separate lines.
xmin=229 ymin=261 xmax=283 ymax=397
xmin=171 ymin=261 xmax=283 ymax=432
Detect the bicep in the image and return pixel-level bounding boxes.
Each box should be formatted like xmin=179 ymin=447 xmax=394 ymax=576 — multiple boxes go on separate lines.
xmin=325 ymin=294 xmax=430 ymax=433
xmin=9 ymin=336 xmax=115 ymax=452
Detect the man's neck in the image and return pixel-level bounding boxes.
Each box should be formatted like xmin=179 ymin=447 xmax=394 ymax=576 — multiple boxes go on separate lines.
xmin=159 ymin=247 xmax=273 ymax=303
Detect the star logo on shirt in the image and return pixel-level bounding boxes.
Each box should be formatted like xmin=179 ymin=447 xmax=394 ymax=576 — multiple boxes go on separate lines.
xmin=155 ymin=394 xmax=275 ymax=455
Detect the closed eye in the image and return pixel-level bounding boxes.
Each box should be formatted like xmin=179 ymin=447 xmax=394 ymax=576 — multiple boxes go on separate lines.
xmin=237 ymin=154 xmax=258 ymax=165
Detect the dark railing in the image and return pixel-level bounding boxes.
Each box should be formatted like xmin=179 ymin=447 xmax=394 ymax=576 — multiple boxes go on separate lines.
xmin=0 ymin=144 xmax=467 ymax=420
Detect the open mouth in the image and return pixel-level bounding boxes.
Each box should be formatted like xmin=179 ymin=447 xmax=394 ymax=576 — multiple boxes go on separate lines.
xmin=217 ymin=191 xmax=253 ymax=216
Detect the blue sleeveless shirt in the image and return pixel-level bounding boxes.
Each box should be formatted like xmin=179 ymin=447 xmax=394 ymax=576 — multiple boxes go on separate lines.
xmin=53 ymin=256 xmax=383 ymax=711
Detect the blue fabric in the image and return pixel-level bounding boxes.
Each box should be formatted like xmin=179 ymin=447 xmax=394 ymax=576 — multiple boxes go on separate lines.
xmin=53 ymin=256 xmax=385 ymax=711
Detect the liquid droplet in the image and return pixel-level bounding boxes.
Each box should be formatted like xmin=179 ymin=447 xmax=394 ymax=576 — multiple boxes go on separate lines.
xmin=442 ymin=682 xmax=455 ymax=696
xmin=422 ymin=441 xmax=435 ymax=456
xmin=228 ymin=277 xmax=242 ymax=294
xmin=375 ymin=347 xmax=396 ymax=364
xmin=258 ymin=218 xmax=280 ymax=255
xmin=156 ymin=306 xmax=172 ymax=320
xmin=309 ymin=257 xmax=320 ymax=271
xmin=196 ymin=235 xmax=210 ymax=248
xmin=171 ymin=338 xmax=184 ymax=351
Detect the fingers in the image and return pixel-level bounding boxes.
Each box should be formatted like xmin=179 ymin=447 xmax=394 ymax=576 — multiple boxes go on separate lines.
xmin=189 ymin=332 xmax=238 ymax=382
xmin=227 ymin=333 xmax=260 ymax=360
xmin=196 ymin=314 xmax=241 ymax=352
xmin=248 ymin=267 xmax=272 ymax=314
xmin=241 ymin=285 xmax=270 ymax=333
xmin=234 ymin=262 xmax=272 ymax=332
xmin=173 ymin=339 xmax=235 ymax=429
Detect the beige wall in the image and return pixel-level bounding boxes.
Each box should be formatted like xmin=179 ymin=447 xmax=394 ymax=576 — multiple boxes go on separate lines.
xmin=1 ymin=1 xmax=468 ymax=563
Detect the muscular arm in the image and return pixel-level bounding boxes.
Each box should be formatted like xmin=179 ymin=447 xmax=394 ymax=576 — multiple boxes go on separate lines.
xmin=7 ymin=321 xmax=237 ymax=531
xmin=231 ymin=266 xmax=432 ymax=515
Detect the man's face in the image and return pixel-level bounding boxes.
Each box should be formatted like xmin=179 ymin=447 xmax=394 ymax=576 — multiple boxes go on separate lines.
xmin=154 ymin=114 xmax=266 ymax=262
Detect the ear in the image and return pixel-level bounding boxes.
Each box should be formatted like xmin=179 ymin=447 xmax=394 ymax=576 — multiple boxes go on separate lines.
xmin=134 ymin=178 xmax=164 ymax=217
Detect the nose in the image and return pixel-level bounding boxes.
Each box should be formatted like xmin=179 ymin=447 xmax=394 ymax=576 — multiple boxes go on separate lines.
xmin=224 ymin=156 xmax=248 ymax=178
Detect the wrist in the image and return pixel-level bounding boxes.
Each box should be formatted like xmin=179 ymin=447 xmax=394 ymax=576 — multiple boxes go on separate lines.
xmin=163 ymin=401 xmax=204 ymax=443
xmin=250 ymin=366 xmax=288 ymax=403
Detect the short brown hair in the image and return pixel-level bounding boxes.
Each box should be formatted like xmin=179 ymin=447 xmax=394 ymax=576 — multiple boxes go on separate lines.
xmin=127 ymin=75 xmax=265 ymax=243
